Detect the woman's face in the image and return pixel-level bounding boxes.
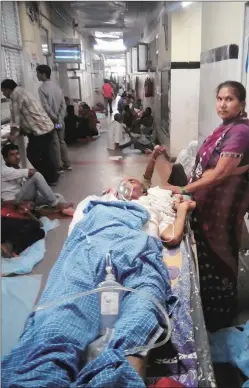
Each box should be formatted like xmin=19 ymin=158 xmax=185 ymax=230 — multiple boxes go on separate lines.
xmin=216 ymin=87 xmax=244 ymax=120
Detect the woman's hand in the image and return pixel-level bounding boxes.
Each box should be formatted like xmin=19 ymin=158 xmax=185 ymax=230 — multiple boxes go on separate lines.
xmin=163 ymin=184 xmax=182 ymax=194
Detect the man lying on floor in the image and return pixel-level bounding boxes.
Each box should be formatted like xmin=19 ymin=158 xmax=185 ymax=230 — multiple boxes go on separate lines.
xmin=69 ymin=145 xmax=195 ymax=247
xmin=1 ymin=143 xmax=74 ymax=215
xmin=2 ymin=147 xmax=194 ymax=388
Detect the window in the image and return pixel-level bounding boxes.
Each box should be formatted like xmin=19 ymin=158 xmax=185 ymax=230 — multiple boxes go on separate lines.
xmin=1 ymin=1 xmax=23 ymax=124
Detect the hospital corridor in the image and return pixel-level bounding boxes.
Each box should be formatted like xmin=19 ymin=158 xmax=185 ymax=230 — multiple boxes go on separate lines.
xmin=1 ymin=1 xmax=249 ymax=388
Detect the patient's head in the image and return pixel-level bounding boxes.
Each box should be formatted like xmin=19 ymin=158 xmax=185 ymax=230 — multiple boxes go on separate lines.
xmin=117 ymin=178 xmax=146 ymax=200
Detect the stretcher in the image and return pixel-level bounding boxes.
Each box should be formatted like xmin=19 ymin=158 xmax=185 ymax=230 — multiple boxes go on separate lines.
xmin=1 ymin=196 xmax=216 ymax=387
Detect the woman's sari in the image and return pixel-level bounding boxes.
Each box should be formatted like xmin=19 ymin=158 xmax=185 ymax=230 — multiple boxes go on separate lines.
xmin=190 ymin=118 xmax=249 ymax=331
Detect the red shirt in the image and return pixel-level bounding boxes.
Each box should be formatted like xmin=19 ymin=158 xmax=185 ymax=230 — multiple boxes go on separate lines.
xmin=102 ymin=83 xmax=113 ymax=99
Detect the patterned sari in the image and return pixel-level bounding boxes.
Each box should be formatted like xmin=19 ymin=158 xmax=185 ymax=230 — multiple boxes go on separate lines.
xmin=190 ymin=118 xmax=249 ymax=332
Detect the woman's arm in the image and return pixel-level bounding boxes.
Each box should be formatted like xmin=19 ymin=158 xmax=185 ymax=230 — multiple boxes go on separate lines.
xmin=200 ymin=163 xmax=249 ymax=186
xmin=184 ymin=156 xmax=246 ymax=193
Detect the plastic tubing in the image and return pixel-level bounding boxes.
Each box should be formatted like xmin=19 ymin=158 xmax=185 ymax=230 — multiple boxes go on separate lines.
xmin=33 ymin=286 xmax=172 ymax=356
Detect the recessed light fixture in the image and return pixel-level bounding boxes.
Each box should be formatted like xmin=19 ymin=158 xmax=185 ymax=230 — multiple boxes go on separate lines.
xmin=182 ymin=2 xmax=192 ymax=8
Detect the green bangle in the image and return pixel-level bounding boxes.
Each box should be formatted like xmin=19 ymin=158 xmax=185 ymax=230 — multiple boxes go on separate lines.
xmin=180 ymin=187 xmax=188 ymax=195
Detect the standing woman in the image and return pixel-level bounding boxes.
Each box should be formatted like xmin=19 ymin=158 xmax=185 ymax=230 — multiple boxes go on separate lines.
xmin=165 ymin=81 xmax=249 ymax=331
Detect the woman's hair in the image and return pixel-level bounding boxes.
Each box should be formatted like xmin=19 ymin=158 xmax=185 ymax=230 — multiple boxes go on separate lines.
xmin=145 ymin=107 xmax=152 ymax=115
xmin=216 ymin=81 xmax=246 ymax=102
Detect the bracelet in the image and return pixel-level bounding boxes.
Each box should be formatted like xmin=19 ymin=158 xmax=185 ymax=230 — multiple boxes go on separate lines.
xmin=180 ymin=187 xmax=188 ymax=195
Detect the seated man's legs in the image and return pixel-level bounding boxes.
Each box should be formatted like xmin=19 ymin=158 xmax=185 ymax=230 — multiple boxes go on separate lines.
xmin=15 ymin=172 xmax=61 ymax=207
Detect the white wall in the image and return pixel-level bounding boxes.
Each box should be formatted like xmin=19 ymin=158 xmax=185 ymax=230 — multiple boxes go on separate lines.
xmin=171 ymin=2 xmax=202 ymax=62
xmin=18 ymin=2 xmax=94 ymax=106
xmin=169 ymin=3 xmax=202 ymax=158
xmin=170 ymin=69 xmax=200 ymax=157
xmin=201 ymin=2 xmax=245 ymax=53
xmin=198 ymin=2 xmax=246 ymax=145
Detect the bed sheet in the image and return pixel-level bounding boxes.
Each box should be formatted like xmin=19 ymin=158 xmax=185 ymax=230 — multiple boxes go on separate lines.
xmin=2 ymin=200 xmax=177 ymax=388
xmin=146 ymin=242 xmax=198 ymax=387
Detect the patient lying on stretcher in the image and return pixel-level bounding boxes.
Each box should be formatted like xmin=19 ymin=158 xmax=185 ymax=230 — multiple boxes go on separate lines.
xmin=70 ymin=148 xmax=195 ymax=247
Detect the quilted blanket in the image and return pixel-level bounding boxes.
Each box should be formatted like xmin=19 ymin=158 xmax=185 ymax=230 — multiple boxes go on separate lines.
xmin=2 ymin=200 xmax=176 ymax=387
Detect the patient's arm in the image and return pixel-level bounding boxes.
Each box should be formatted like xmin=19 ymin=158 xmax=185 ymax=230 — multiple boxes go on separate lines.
xmin=160 ymin=201 xmax=196 ymax=247
xmin=127 ymin=356 xmax=147 ymax=379
xmin=143 ymin=146 xmax=169 ymax=183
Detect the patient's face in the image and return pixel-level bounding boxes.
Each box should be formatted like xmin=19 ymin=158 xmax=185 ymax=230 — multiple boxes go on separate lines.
xmin=125 ymin=178 xmax=145 ymax=199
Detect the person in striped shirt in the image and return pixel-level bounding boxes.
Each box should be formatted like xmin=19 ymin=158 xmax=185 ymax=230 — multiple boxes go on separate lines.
xmin=1 ymin=79 xmax=58 ymax=185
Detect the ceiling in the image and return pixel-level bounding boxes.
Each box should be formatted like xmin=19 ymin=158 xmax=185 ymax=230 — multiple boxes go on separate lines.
xmin=51 ymin=1 xmax=162 ymax=48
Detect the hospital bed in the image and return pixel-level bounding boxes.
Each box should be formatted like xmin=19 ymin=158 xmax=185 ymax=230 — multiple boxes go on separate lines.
xmin=1 ymin=196 xmax=216 ymax=387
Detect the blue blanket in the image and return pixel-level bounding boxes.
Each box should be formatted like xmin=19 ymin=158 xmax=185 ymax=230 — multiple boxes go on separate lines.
xmin=2 ymin=200 xmax=176 ymax=387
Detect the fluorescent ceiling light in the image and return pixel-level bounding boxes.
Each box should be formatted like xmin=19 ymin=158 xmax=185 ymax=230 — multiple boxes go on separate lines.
xmin=95 ymin=31 xmax=123 ymax=39
xmin=94 ymin=38 xmax=126 ymax=52
xmin=182 ymin=2 xmax=192 ymax=8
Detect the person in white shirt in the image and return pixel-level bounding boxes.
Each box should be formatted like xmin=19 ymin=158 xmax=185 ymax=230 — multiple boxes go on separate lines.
xmin=1 ymin=143 xmax=73 ymax=212
xmin=36 ymin=65 xmax=71 ymax=173
xmin=107 ymin=113 xmax=124 ymax=150
xmin=1 ymin=79 xmax=58 ymax=185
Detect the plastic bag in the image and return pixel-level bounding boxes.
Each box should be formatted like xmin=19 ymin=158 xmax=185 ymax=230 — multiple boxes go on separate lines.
xmin=176 ymin=140 xmax=198 ymax=178
xmin=86 ymin=328 xmax=115 ymax=363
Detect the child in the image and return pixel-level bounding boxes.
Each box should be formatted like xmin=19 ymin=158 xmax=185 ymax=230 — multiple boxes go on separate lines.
xmin=107 ymin=113 xmax=123 ymax=150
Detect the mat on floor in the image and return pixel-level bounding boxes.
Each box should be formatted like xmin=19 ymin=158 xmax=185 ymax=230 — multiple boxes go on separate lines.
xmin=1 ymin=217 xmax=59 ymax=276
xmin=2 ymin=274 xmax=42 ymax=357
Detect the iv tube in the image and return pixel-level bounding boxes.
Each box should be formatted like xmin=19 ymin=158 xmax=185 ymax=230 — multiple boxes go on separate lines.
xmin=34 ymin=285 xmax=172 ymax=356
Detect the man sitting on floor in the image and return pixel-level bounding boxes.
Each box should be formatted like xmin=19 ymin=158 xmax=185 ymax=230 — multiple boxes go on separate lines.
xmin=1 ymin=143 xmax=74 ymax=214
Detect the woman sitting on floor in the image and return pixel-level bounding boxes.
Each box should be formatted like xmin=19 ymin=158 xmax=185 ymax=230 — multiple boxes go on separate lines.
xmin=132 ymin=107 xmax=154 ymax=134
xmin=122 ymin=104 xmax=134 ymax=129
xmin=78 ymin=103 xmax=99 ymax=138
xmin=64 ymin=105 xmax=81 ymax=144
